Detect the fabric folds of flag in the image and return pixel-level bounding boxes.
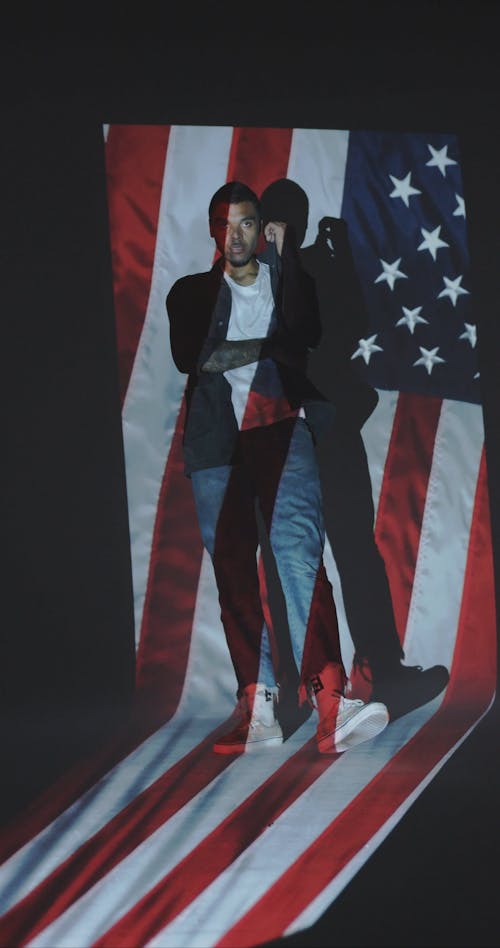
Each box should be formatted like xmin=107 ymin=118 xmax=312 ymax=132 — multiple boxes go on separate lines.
xmin=0 ymin=125 xmax=496 ymax=948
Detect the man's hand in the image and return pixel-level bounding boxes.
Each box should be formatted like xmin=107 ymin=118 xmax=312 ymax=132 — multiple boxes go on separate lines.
xmin=264 ymin=221 xmax=287 ymax=256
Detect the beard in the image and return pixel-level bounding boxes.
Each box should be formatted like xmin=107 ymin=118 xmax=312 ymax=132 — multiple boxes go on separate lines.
xmin=226 ymin=250 xmax=253 ymax=267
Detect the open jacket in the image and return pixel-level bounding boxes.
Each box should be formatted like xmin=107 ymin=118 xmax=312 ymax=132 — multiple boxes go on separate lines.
xmin=166 ymin=228 xmax=330 ymax=475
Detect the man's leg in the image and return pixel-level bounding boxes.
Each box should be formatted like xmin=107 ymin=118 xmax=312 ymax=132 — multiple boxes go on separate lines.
xmin=315 ymin=425 xmax=403 ymax=673
xmin=315 ymin=424 xmax=449 ymax=719
xmin=191 ymin=463 xmax=275 ymax=691
xmin=243 ymin=419 xmax=340 ymax=686
xmin=251 ymin=417 xmax=389 ymax=753
xmin=191 ymin=463 xmax=283 ymax=753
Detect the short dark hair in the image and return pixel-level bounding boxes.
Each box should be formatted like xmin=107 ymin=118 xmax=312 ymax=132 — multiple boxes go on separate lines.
xmin=208 ymin=181 xmax=261 ymax=221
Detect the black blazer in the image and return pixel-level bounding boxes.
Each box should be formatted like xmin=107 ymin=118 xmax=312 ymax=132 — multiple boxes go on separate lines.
xmin=166 ymin=228 xmax=328 ymax=474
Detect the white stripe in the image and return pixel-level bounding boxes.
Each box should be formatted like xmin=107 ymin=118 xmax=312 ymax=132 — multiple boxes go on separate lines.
xmin=11 ymin=396 xmax=483 ymax=938
xmin=285 ymin=695 xmax=496 ymax=937
xmin=146 ymin=699 xmax=444 ymax=948
xmin=287 ymin=128 xmax=350 ymax=246
xmin=0 ymin=547 xmax=264 ymax=915
xmin=22 ymin=686 xmax=493 ymax=947
xmin=121 ymin=125 xmax=234 ymax=644
xmin=323 ymin=390 xmax=398 ymax=669
xmin=403 ymin=400 xmax=484 ymax=668
xmin=287 ymin=127 xmax=358 ymax=667
xmin=0 ymin=552 xmax=237 ymax=912
xmin=176 ymin=549 xmax=239 ymax=711
xmin=28 ymin=695 xmax=454 ymax=948
xmin=123 ymin=125 xmax=350 ymax=650
xmin=361 ymin=388 xmax=400 ymax=513
xmin=26 ymin=719 xmax=317 ymax=948
xmin=9 ymin=129 xmax=493 ymax=948
xmin=0 ymin=716 xmax=212 ymax=911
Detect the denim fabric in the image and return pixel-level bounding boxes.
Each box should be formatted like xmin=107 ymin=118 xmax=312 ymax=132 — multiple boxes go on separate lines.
xmin=191 ymin=462 xmax=276 ymax=689
xmin=191 ymin=464 xmax=234 ymax=558
xmin=191 ymin=418 xmax=339 ymax=693
xmin=267 ymin=419 xmax=326 ymax=671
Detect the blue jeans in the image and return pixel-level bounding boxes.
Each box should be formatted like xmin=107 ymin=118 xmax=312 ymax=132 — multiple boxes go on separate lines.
xmin=191 ymin=417 xmax=343 ymax=695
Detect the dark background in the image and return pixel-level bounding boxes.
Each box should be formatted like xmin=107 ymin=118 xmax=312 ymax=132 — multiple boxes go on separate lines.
xmin=2 ymin=3 xmax=500 ymax=945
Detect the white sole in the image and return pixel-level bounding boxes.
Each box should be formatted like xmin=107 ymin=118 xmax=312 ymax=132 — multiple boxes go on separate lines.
xmin=213 ymin=729 xmax=284 ymax=755
xmin=318 ymin=703 xmax=389 ymax=754
xmin=335 ymin=703 xmax=389 ymax=753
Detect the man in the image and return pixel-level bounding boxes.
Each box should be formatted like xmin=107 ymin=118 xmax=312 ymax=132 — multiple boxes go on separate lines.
xmin=166 ymin=180 xmax=389 ymax=754
xmin=259 ymin=178 xmax=450 ymax=720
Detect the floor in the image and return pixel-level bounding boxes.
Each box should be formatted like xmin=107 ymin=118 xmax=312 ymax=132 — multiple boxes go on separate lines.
xmin=1 ymin=686 xmax=499 ymax=948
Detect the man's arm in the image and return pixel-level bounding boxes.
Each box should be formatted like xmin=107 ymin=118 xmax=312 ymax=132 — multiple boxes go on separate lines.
xmin=202 ymin=225 xmax=319 ymax=374
xmin=169 ymin=287 xmax=268 ymax=375
xmin=166 ymin=277 xmax=209 ymax=374
xmin=196 ymin=224 xmax=321 ymax=374
xmin=200 ymin=338 xmax=266 ymax=372
xmin=200 ymin=336 xmax=307 ymax=373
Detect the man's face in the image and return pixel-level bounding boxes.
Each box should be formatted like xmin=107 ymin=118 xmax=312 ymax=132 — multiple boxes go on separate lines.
xmin=210 ymin=200 xmax=260 ymax=267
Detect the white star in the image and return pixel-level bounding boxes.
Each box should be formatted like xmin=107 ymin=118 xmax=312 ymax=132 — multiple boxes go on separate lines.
xmin=417 ymin=225 xmax=449 ymax=261
xmin=374 ymin=257 xmax=408 ymax=290
xmin=395 ymin=305 xmax=429 ymax=334
xmin=459 ymin=323 xmax=477 ymax=348
xmin=413 ymin=346 xmax=446 ymax=375
xmin=474 ymin=371 xmax=480 ymax=379
xmin=453 ymin=193 xmax=466 ymax=218
xmin=426 ymin=144 xmax=458 ymax=176
xmin=437 ymin=274 xmax=470 ymax=306
xmin=351 ymin=334 xmax=383 ymax=365
xmin=389 ymin=171 xmax=422 ymax=207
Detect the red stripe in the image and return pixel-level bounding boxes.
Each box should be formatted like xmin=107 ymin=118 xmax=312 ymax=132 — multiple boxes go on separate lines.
xmin=226 ymin=127 xmax=293 ymax=201
xmin=92 ymin=741 xmax=337 ymax=948
xmin=217 ymin=125 xmax=296 ymax=671
xmin=94 ymin=462 xmax=497 ymax=948
xmin=4 ymin=455 xmax=492 ymax=938
xmin=375 ymin=392 xmax=442 ymax=642
xmin=104 ymin=125 xmax=170 ymax=406
xmin=2 ymin=460 xmax=493 ymax=946
xmin=0 ymin=718 xmax=241 ymax=946
xmin=104 ymin=120 xmax=200 ymax=710
xmin=105 ymin=124 xmax=199 ymax=711
xmin=216 ymin=450 xmax=497 ymax=947
xmin=2 ymin=129 xmax=495 ymax=948
xmin=240 ymin=395 xmax=299 ymax=430
xmin=226 ymin=126 xmax=293 ymax=254
xmin=135 ymin=127 xmax=296 ymax=704
xmin=134 ymin=404 xmax=205 ymax=712
xmin=445 ymin=449 xmax=497 ymax=698
xmin=0 ymin=696 xmax=172 ymax=863
xmin=1 ymin=126 xmax=296 ymax=861
xmin=96 ymin=492 xmax=496 ymax=948
xmin=0 ymin=127 xmax=245 ymax=860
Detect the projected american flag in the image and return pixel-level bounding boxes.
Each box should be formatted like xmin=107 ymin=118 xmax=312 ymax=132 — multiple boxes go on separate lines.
xmin=0 ymin=125 xmax=495 ymax=948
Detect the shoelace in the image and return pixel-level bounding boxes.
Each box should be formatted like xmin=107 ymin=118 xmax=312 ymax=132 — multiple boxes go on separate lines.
xmin=236 ymin=690 xmax=278 ymax=727
xmin=306 ymin=684 xmax=346 ymax=711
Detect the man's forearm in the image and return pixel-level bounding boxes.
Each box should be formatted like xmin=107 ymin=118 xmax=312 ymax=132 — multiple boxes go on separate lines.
xmin=201 ymin=339 xmax=266 ymax=372
xmin=201 ymin=335 xmax=307 ymax=373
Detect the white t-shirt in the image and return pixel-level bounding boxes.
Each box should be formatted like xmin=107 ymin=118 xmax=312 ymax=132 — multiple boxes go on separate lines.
xmin=223 ymin=262 xmax=301 ymax=430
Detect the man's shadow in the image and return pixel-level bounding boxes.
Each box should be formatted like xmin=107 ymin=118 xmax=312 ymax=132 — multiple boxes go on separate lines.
xmin=259 ymin=179 xmax=403 ymax=710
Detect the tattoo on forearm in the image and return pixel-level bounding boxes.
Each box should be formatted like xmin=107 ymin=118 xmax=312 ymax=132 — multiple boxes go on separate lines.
xmin=202 ymin=339 xmax=265 ymax=371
